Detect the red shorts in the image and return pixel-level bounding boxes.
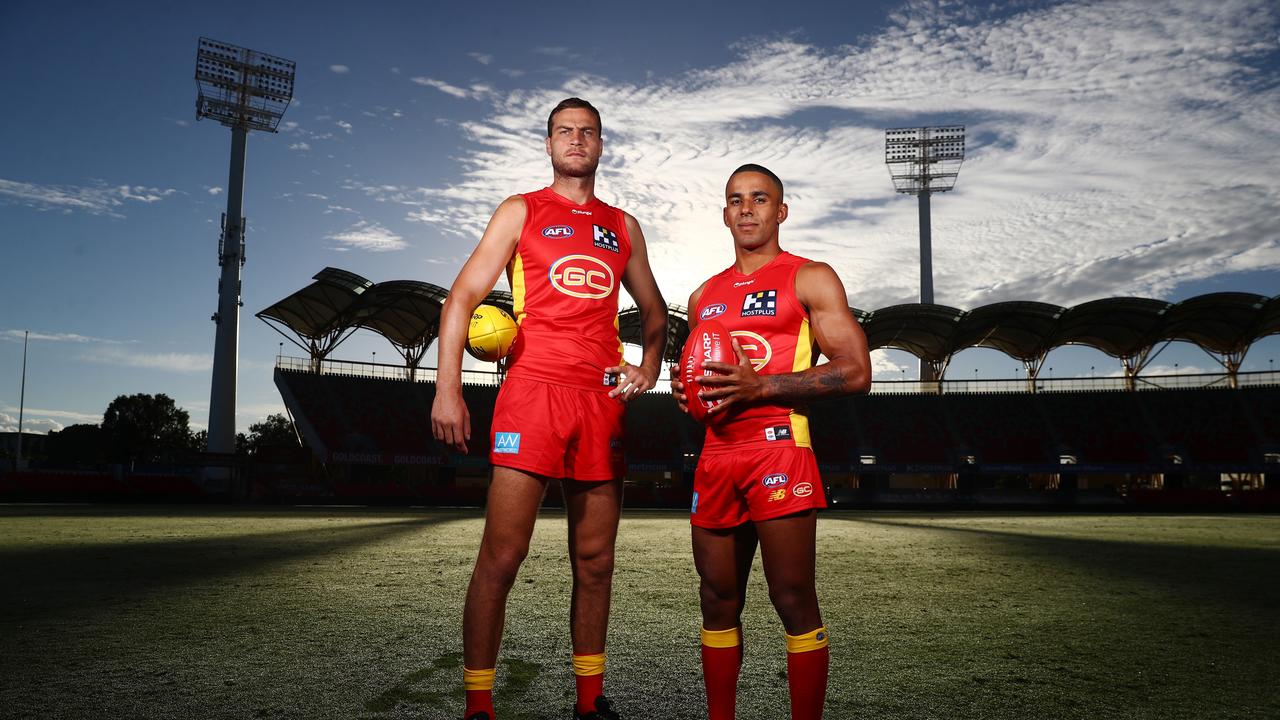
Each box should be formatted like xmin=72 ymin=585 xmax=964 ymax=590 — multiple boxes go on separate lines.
xmin=489 ymin=376 xmax=625 ymax=481
xmin=691 ymin=445 xmax=826 ymax=528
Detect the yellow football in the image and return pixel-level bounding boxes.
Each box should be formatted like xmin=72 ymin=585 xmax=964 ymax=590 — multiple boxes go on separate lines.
xmin=466 ymin=304 xmax=518 ymax=362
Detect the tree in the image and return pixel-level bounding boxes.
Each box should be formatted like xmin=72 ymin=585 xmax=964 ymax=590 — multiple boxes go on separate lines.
xmin=45 ymin=424 xmax=107 ymax=465
xmin=243 ymin=414 xmax=300 ymax=456
xmin=101 ymin=393 xmax=193 ymax=464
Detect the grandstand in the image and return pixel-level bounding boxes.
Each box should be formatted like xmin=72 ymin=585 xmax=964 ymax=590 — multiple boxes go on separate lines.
xmin=247 ymin=268 xmax=1280 ymax=509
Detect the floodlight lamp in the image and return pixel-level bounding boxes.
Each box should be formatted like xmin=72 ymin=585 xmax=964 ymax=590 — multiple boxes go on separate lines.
xmin=194 ymin=37 xmax=296 ymax=132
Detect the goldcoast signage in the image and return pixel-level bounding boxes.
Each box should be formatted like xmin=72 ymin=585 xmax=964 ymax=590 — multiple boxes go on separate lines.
xmin=549 ymin=254 xmax=614 ymax=299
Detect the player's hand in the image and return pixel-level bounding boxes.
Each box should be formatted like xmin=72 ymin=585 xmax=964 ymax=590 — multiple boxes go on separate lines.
xmin=698 ymin=339 xmax=765 ymax=416
xmin=431 ymin=389 xmax=471 ymax=453
xmin=669 ymin=364 xmax=689 ymax=413
xmin=606 ymin=362 xmax=657 ymax=402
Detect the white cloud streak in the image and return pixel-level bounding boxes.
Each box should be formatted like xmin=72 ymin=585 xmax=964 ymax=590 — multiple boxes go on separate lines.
xmin=327 ymin=221 xmax=408 ymax=252
xmin=0 ymin=178 xmax=177 ymax=217
xmin=81 ymin=348 xmax=213 ymax=372
xmin=330 ymin=64 xmax=350 ymax=74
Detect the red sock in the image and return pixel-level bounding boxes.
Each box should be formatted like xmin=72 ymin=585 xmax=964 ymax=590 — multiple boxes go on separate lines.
xmin=463 ymin=667 xmax=495 ymax=718
xmin=573 ymin=652 xmax=606 ymax=714
xmin=701 ymin=626 xmax=743 ymax=720
xmin=786 ymin=627 xmax=829 ymax=720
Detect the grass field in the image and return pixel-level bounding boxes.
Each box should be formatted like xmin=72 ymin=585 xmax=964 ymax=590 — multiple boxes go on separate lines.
xmin=1 ymin=505 xmax=1277 ymax=720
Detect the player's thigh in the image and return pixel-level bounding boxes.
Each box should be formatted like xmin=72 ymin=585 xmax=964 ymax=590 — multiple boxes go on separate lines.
xmin=563 ymin=477 xmax=623 ymax=559
xmin=755 ymin=510 xmax=818 ymax=592
xmin=478 ymin=466 xmax=548 ymax=560
xmin=692 ymin=522 xmax=758 ymax=601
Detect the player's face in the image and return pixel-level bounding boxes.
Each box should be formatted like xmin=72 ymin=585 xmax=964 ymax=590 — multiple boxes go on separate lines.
xmin=723 ymin=171 xmax=788 ymax=250
xmin=546 ymin=108 xmax=602 ymax=179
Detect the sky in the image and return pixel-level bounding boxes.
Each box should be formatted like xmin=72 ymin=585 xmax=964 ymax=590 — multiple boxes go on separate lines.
xmin=1 ymin=0 xmax=1278 ymax=436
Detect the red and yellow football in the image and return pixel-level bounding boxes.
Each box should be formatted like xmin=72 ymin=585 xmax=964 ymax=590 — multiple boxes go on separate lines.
xmin=679 ymin=318 xmax=731 ymax=424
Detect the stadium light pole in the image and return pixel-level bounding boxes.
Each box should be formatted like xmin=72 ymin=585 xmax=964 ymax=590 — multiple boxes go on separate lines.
xmin=885 ymin=126 xmax=965 ymax=381
xmin=194 ymin=38 xmax=295 ymax=456
xmin=15 ymin=330 xmax=28 ymax=470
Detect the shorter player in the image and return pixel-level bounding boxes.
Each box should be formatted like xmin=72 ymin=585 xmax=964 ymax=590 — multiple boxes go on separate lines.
xmin=672 ymin=164 xmax=871 ymax=719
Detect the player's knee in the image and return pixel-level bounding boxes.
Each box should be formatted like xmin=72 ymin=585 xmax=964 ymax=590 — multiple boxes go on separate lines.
xmin=572 ymin=545 xmax=615 ymax=585
xmin=478 ymin=542 xmax=529 ymax=587
xmin=699 ymin=580 xmax=742 ymax=619
xmin=768 ymin=582 xmax=818 ymax=626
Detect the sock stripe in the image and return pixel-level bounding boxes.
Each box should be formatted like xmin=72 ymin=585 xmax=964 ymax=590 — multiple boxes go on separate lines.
xmin=572 ymin=652 xmax=606 ymax=677
xmin=785 ymin=626 xmax=829 ymax=654
xmin=463 ymin=666 xmax=496 ymax=691
xmin=701 ymin=625 xmax=743 ymax=649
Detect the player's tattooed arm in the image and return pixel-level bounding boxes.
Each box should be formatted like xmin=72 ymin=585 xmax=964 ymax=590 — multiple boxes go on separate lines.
xmin=699 ymin=262 xmax=869 ymax=413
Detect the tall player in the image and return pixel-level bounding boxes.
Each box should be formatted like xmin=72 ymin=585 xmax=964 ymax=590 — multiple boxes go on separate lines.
xmin=671 ymin=164 xmax=871 ymax=719
xmin=431 ymin=98 xmax=668 ymax=720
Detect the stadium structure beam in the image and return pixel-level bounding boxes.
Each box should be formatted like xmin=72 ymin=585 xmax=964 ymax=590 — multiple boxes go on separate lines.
xmin=194 ymin=38 xmax=295 ymax=456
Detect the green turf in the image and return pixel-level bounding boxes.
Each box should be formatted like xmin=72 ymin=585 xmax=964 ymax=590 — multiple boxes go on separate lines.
xmin=1 ymin=506 xmax=1277 ymax=719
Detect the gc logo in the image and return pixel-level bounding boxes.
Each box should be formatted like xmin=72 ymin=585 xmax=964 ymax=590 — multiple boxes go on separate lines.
xmin=730 ymin=330 xmax=772 ymax=371
xmin=549 ymin=255 xmax=614 ymax=299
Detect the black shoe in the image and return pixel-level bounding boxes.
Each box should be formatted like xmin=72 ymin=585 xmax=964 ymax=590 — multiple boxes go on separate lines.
xmin=464 ymin=713 xmax=490 ymax=720
xmin=574 ymin=695 xmax=621 ymax=720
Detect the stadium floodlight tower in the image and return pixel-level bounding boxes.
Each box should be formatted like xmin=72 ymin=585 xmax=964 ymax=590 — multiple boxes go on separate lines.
xmin=885 ymin=125 xmax=965 ymax=382
xmin=194 ymin=37 xmax=295 ymax=456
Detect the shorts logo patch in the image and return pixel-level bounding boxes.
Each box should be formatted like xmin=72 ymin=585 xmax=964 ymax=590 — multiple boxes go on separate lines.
xmin=493 ymin=432 xmax=521 ymax=454
xmin=541 ymin=224 xmax=574 ymax=238
xmin=768 ymin=488 xmax=788 ymax=502
xmin=700 ymin=303 xmax=727 ymax=320
xmin=741 ymin=289 xmax=777 ymax=317
xmin=762 ymin=472 xmax=789 ymax=488
xmin=691 ymin=491 xmax=699 ymax=514
xmin=603 ymin=371 xmax=619 ymax=386
xmin=593 ymin=224 xmax=620 ymax=253
xmin=764 ymin=425 xmax=792 ymax=442
xmin=793 ymin=482 xmax=814 ymax=497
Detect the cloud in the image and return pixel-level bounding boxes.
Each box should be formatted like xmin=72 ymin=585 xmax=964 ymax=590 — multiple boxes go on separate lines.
xmin=411 ymin=76 xmax=479 ymax=99
xmin=2 ymin=405 xmax=102 ymax=428
xmin=0 ymin=178 xmax=177 ymax=217
xmin=327 ymin=221 xmax=408 ymax=252
xmin=1 ymin=329 xmax=121 ymax=344
xmin=402 ymin=0 xmax=1279 ymax=312
xmin=469 ymin=52 xmax=493 ymax=65
xmin=336 ymin=120 xmax=353 ymax=134
xmin=289 ymin=142 xmax=310 ymax=152
xmin=0 ymin=412 xmax=65 ymax=434
xmin=81 ymin=348 xmax=213 ymax=372
xmin=207 ymin=186 xmax=223 ymax=195
xmin=870 ymin=350 xmax=909 ymax=380
xmin=330 ymin=64 xmax=350 ymax=74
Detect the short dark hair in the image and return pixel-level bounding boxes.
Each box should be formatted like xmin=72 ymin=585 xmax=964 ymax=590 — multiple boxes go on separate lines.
xmin=729 ymin=163 xmax=784 ymax=200
xmin=546 ymin=97 xmax=602 ymax=137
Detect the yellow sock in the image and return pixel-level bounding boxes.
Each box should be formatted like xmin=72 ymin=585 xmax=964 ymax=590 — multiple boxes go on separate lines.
xmin=785 ymin=626 xmax=829 ymax=654
xmin=701 ymin=626 xmax=742 ymax=648
xmin=463 ymin=666 xmax=495 ymax=691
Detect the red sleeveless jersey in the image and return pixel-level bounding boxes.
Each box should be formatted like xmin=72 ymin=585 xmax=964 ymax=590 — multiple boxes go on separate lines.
xmin=692 ymin=251 xmax=816 ymax=450
xmin=504 ymin=187 xmax=631 ymax=391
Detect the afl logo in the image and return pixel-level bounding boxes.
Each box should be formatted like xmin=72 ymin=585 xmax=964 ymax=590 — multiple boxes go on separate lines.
xmin=730 ymin=330 xmax=773 ymax=371
xmin=700 ymin=303 xmax=727 ymax=321
xmin=762 ymin=473 xmax=789 ymax=488
xmin=541 ymin=225 xmax=574 ymax=238
xmin=550 ymin=255 xmax=615 ymax=300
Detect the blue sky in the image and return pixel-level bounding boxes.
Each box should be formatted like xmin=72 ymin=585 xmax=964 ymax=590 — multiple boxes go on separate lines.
xmin=2 ymin=0 xmax=1278 ymax=435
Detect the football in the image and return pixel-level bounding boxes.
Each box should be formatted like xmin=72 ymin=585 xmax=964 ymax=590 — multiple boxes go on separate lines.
xmin=466 ymin=304 xmax=518 ymax=362
xmin=679 ymin=318 xmax=732 ymax=424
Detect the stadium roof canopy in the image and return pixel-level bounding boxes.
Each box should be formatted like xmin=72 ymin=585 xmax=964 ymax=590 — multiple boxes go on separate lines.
xmin=256 ymin=267 xmax=374 ymax=362
xmin=261 ymin=268 xmax=1280 ymax=384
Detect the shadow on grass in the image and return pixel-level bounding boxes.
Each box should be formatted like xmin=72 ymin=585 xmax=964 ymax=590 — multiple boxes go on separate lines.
xmin=827 ymin=515 xmax=1280 ymax=612
xmin=0 ymin=508 xmax=461 ymax=623
xmin=363 ymin=653 xmax=544 ymax=719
